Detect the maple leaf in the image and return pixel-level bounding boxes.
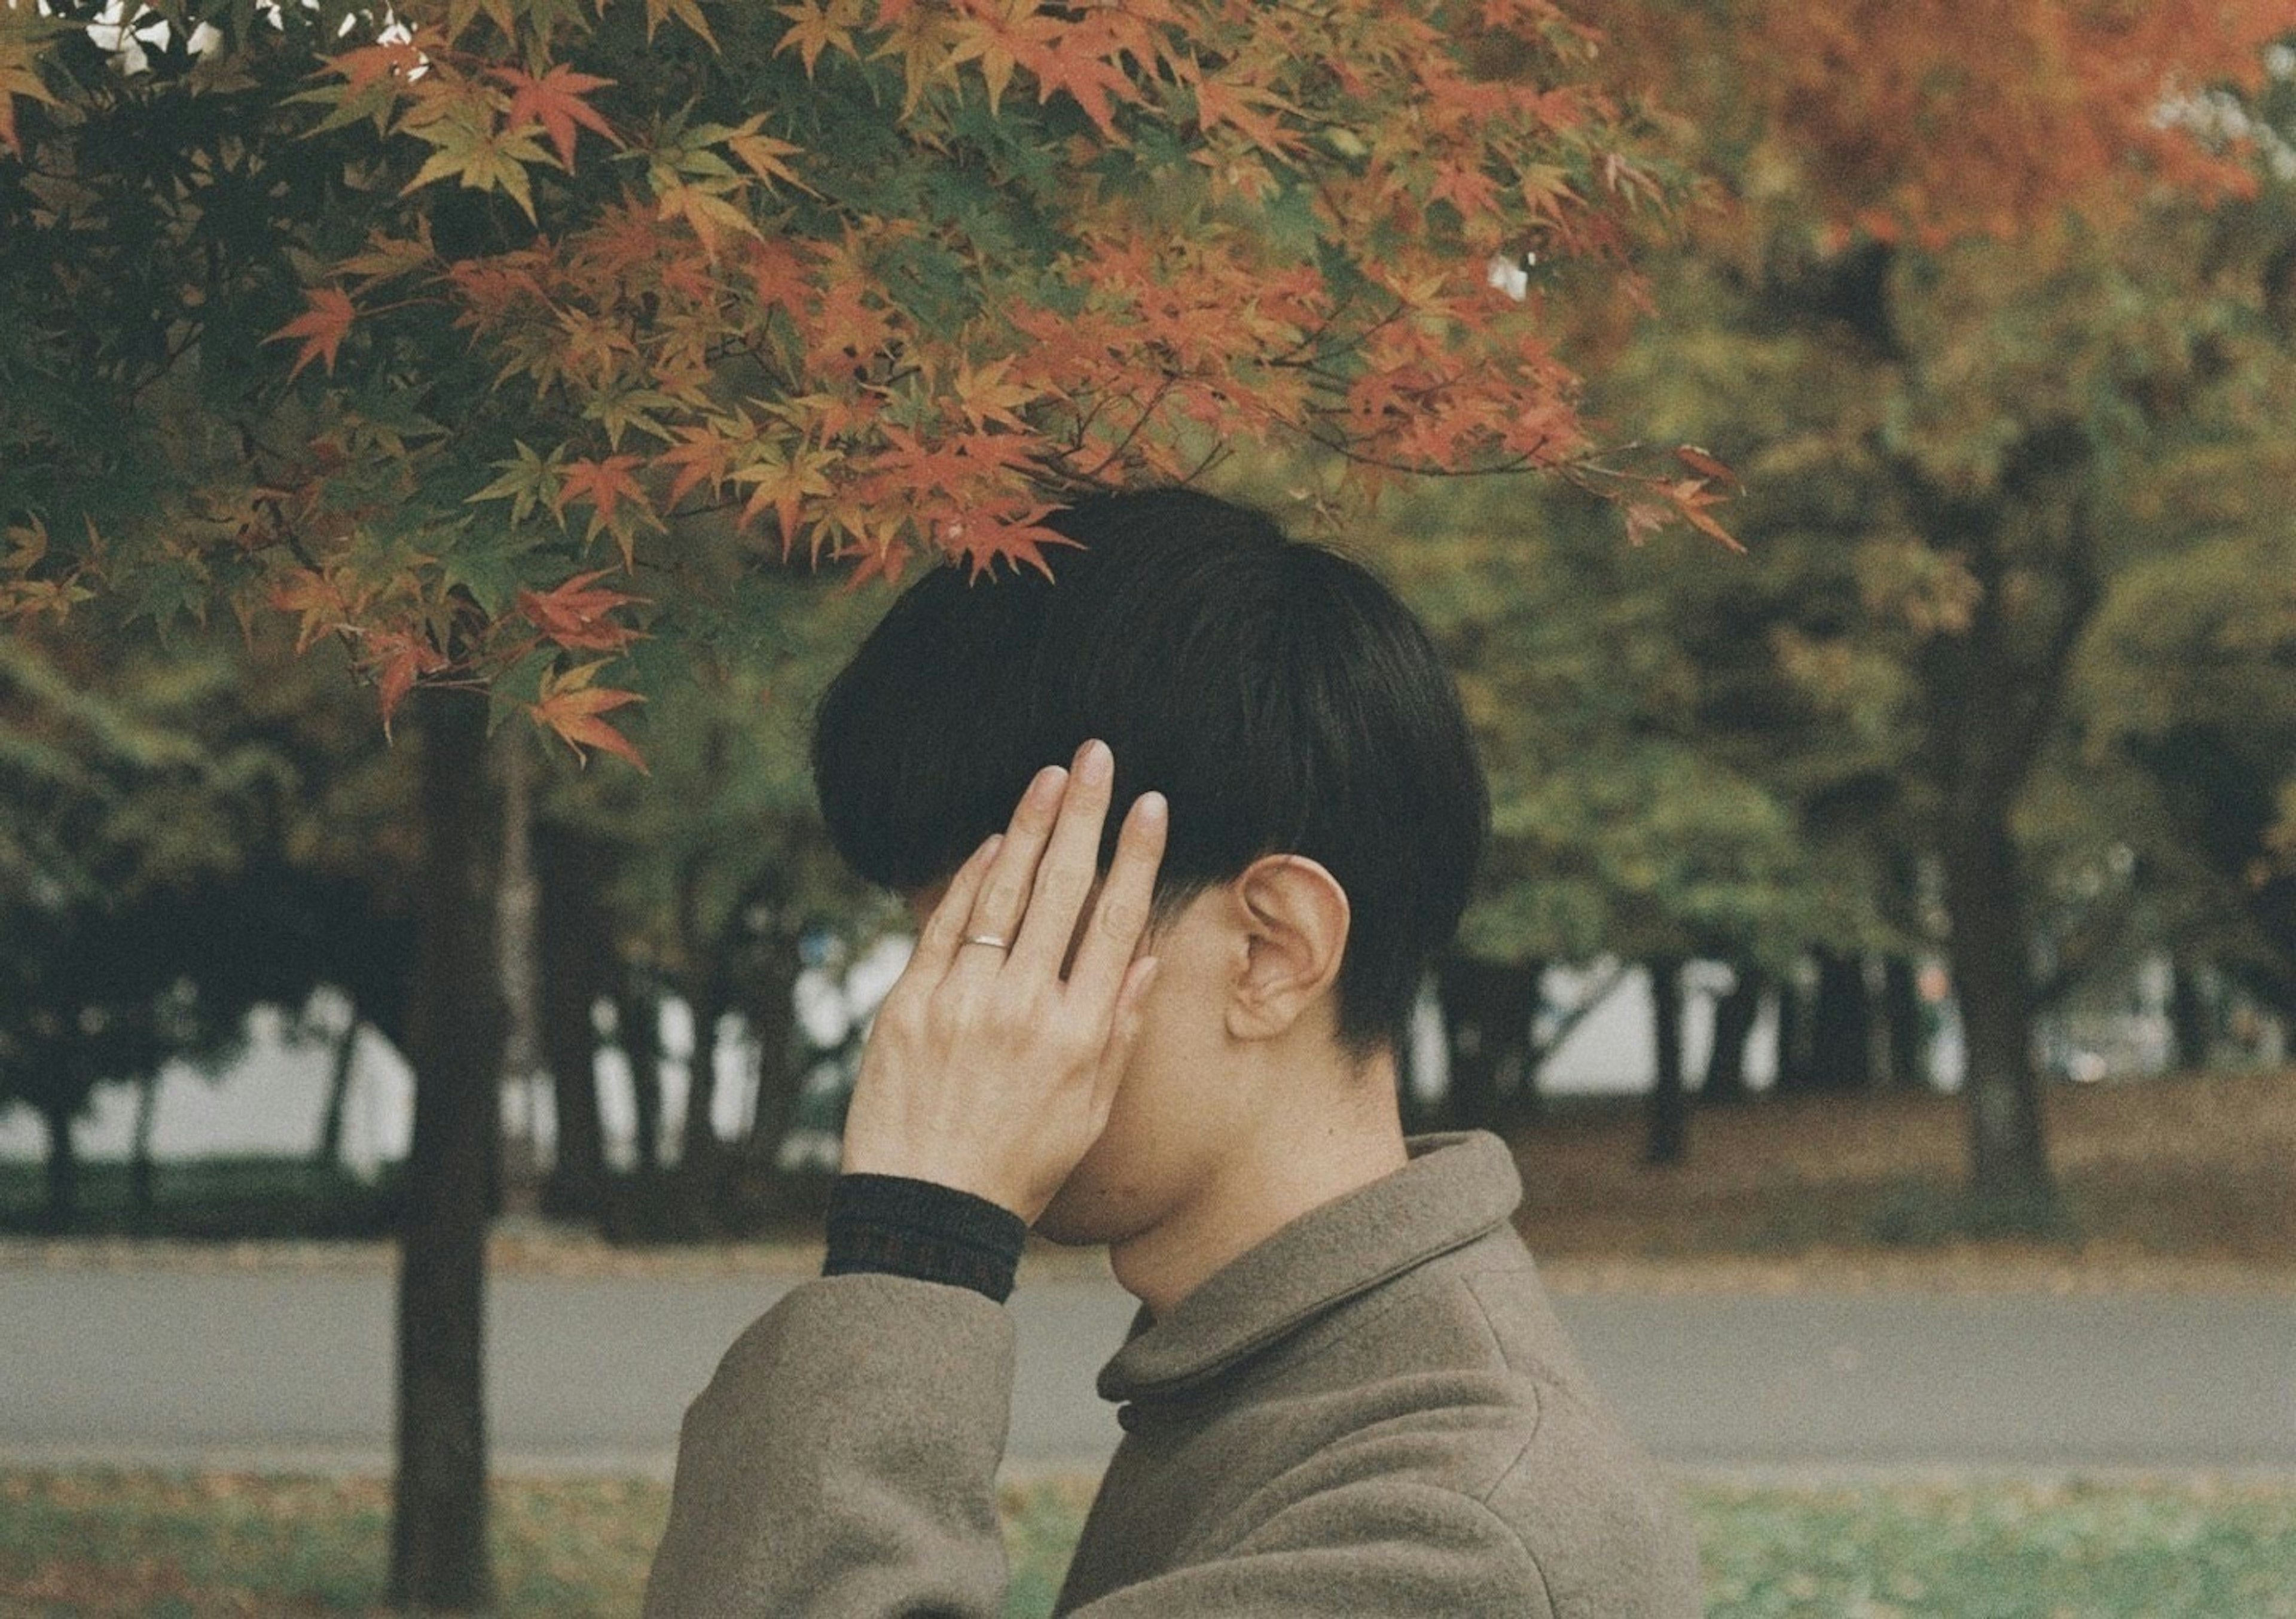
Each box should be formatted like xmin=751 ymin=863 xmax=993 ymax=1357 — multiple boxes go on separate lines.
xmin=721 ymin=119 xmax=817 ymax=195
xmin=1015 ymin=10 xmax=1140 ymax=137
xmin=491 ymin=63 xmax=617 ymax=169
xmin=774 ymin=0 xmax=864 ymax=75
xmin=401 ymin=92 xmax=555 ymax=221
xmin=552 ymin=454 xmax=651 ymax=535
xmin=733 ymin=444 xmax=839 ymax=553
xmin=269 ymin=568 xmax=354 ymax=655
xmin=660 ymin=420 xmax=736 ymax=506
xmin=1193 ymin=74 xmax=1304 ymax=157
xmin=950 ymin=358 xmax=1035 ymax=432
xmin=529 ymin=660 xmax=648 ymax=770
xmin=1663 ymin=477 xmax=1744 ymax=553
xmin=359 ymin=627 xmax=450 ymax=737
xmin=645 ymin=0 xmax=718 ymax=47
xmin=517 ymin=569 xmax=648 ymax=651
xmin=1674 ymin=444 xmax=1742 ymax=489
xmin=266 ymin=286 xmax=358 ymax=382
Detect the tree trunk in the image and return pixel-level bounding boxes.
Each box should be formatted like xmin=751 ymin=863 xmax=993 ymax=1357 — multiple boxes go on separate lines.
xmin=1700 ymin=965 xmax=1763 ymax=1104
xmin=312 ymin=1015 xmax=361 ymax=1169
xmin=1436 ymin=954 xmax=1538 ymax=1133
xmin=2167 ymin=958 xmax=2211 ymax=1073
xmin=1943 ymin=808 xmax=2053 ymax=1212
xmin=740 ymin=946 xmax=807 ymax=1174
xmin=1809 ymin=949 xmax=1874 ymax=1092
xmin=1643 ymin=957 xmax=1689 ymax=1166
xmin=676 ymin=994 xmax=726 ymax=1228
xmin=493 ymin=731 xmax=546 ymax=1218
xmin=618 ymin=987 xmax=664 ymax=1185
xmin=1881 ymin=955 xmax=1926 ymax=1090
xmin=1912 ymin=461 xmax=2096 ymax=1213
xmin=39 ymin=1102 xmax=78 ymax=1233
xmin=1772 ymin=971 xmax=1815 ymax=1093
xmin=535 ymin=822 xmax=608 ymax=1222
xmin=128 ymin=1072 xmax=160 ymax=1230
xmin=389 ymin=690 xmax=505 ymax=1613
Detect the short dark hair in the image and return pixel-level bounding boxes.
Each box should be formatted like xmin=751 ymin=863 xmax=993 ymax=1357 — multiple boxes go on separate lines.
xmin=809 ymin=488 xmax=1488 ymax=1059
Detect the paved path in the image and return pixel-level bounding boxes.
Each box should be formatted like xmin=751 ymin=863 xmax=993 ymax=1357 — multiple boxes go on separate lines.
xmin=4 ymin=1264 xmax=2291 ymax=1477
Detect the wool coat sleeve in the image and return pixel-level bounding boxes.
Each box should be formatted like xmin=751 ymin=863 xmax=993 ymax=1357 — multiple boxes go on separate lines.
xmin=643 ymin=1277 xmax=1602 ymax=1618
xmin=642 ymin=1272 xmax=1016 ymax=1618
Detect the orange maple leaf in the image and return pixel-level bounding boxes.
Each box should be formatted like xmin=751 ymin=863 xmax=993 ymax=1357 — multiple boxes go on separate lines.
xmin=266 ymin=287 xmax=357 ymax=382
xmin=358 ymin=627 xmax=449 ymax=737
xmin=552 ymin=454 xmax=650 ymax=533
xmin=529 ymin=661 xmax=648 ymax=771
xmin=491 ymin=64 xmax=618 ymax=169
xmin=517 ymin=569 xmax=648 ymax=651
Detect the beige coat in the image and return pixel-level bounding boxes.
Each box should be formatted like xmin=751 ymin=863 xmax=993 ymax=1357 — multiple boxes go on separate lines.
xmin=644 ymin=1132 xmax=1703 ymax=1617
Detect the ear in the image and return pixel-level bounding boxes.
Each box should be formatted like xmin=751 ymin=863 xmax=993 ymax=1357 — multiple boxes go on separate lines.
xmin=1222 ymin=855 xmax=1350 ymax=1042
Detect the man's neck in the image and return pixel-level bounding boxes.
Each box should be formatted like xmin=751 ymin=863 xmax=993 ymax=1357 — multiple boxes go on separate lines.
xmin=1107 ymin=1047 xmax=1409 ymax=1319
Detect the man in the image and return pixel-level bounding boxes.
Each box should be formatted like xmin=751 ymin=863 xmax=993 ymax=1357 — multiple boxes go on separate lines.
xmin=644 ymin=489 xmax=1702 ymax=1616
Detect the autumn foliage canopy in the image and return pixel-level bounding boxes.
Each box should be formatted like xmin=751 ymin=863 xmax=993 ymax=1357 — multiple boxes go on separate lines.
xmin=2 ymin=0 xmax=2287 ymax=766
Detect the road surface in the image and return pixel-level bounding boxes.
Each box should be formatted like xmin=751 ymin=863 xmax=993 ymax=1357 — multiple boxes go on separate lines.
xmin=5 ymin=1262 xmax=2291 ymax=1477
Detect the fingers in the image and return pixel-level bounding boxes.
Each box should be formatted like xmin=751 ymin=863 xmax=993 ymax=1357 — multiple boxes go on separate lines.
xmin=1064 ymin=788 xmax=1168 ymax=1010
xmin=959 ymin=761 xmax=1070 ymax=965
xmin=909 ymin=831 xmax=1004 ymax=978
xmin=1010 ymin=739 xmax=1116 ymax=976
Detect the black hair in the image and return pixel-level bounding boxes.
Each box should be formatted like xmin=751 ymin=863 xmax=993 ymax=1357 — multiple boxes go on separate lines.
xmin=809 ymin=487 xmax=1489 ymax=1060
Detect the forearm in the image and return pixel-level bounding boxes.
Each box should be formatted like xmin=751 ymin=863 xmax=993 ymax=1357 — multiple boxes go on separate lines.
xmin=643 ymin=1262 xmax=1018 ymax=1617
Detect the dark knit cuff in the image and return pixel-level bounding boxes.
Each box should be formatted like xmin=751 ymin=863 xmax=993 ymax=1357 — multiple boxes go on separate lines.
xmin=822 ymin=1173 xmax=1027 ymax=1304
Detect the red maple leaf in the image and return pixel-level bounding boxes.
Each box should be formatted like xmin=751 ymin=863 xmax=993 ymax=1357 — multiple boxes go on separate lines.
xmin=516 ymin=569 xmax=647 ymax=651
xmin=491 ymin=64 xmax=617 ymax=169
xmin=266 ymin=287 xmax=356 ymax=382
xmin=552 ymin=454 xmax=649 ymax=535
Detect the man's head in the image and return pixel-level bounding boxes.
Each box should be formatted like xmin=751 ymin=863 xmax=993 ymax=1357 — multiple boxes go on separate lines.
xmin=811 ymin=489 xmax=1487 ymax=1248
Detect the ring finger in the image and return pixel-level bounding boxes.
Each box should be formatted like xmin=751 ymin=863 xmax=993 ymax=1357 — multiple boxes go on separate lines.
xmin=961 ymin=762 xmax=1069 ymax=962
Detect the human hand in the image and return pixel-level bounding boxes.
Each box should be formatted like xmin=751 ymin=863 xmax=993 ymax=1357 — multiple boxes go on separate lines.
xmin=838 ymin=738 xmax=1168 ymax=1224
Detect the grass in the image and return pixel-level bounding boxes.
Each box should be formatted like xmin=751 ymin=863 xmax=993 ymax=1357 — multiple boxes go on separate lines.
xmin=1505 ymin=1066 xmax=2296 ymax=1280
xmin=2 ymin=1469 xmax=2291 ymax=1617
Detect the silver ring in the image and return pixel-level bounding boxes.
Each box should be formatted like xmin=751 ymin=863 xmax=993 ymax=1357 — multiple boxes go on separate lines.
xmin=960 ymin=934 xmax=1012 ymax=950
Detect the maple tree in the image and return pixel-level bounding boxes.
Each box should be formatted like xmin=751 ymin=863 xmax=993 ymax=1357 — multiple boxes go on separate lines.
xmin=3 ymin=0 xmax=1706 ymax=775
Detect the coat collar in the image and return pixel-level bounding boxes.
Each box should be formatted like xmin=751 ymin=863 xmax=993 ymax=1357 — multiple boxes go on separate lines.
xmin=1096 ymin=1130 xmax=1522 ymax=1405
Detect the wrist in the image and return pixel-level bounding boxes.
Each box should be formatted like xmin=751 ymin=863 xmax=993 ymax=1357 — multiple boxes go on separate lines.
xmin=822 ymin=1172 xmax=1028 ymax=1303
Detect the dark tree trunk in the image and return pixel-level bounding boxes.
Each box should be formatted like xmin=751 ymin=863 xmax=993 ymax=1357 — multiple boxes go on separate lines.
xmin=389 ymin=690 xmax=505 ymax=1613
xmin=618 ymin=989 xmax=664 ymax=1184
xmin=740 ymin=948 xmax=808 ymax=1173
xmin=1436 ymin=954 xmax=1539 ymax=1133
xmin=1909 ymin=447 xmax=2097 ymax=1212
xmin=128 ymin=1072 xmax=160 ymax=1230
xmin=1772 ymin=971 xmax=1816 ymax=1094
xmin=2167 ymin=959 xmax=2211 ymax=1073
xmin=1880 ymin=955 xmax=1927 ymax=1090
xmin=1643 ymin=958 xmax=1690 ymax=1166
xmin=676 ymin=994 xmax=726 ymax=1227
xmin=1700 ymin=966 xmax=1763 ymax=1104
xmin=39 ymin=1102 xmax=78 ymax=1233
xmin=1809 ymin=949 xmax=1874 ymax=1092
xmin=680 ymin=999 xmax=723 ymax=1171
xmin=312 ymin=1015 xmax=360 ymax=1169
xmin=1943 ymin=807 xmax=2053 ymax=1209
xmin=535 ymin=823 xmax=608 ymax=1222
